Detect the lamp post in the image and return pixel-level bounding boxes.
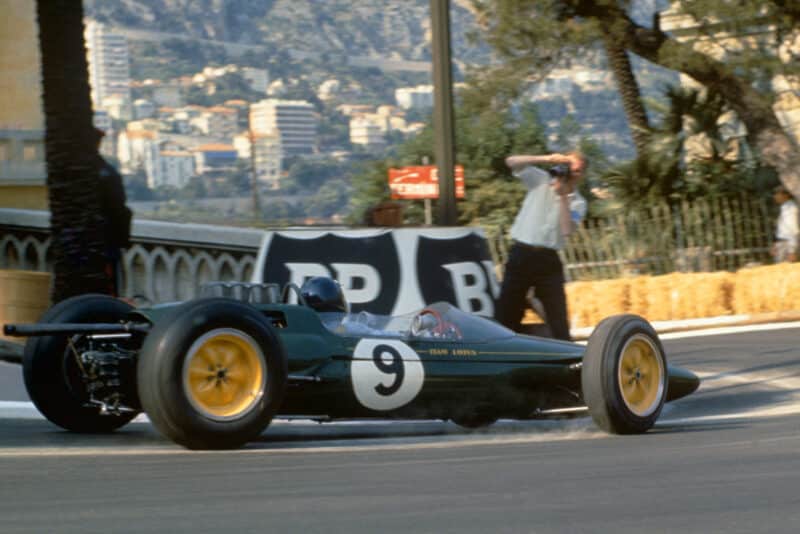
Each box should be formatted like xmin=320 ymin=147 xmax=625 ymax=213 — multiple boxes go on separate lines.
xmin=247 ymin=111 xmax=260 ymax=219
xmin=430 ymin=0 xmax=457 ymax=226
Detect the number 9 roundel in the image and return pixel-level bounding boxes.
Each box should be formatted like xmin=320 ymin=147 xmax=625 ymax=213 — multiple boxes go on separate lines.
xmin=351 ymin=339 xmax=425 ymax=411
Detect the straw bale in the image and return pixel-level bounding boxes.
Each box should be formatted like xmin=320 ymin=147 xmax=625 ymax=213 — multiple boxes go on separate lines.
xmin=625 ymin=272 xmax=733 ymax=321
xmin=671 ymin=272 xmax=734 ymax=318
xmin=732 ymin=264 xmax=800 ymax=314
xmin=627 ymin=276 xmax=652 ymax=318
xmin=640 ymin=274 xmax=683 ymax=322
xmin=566 ymin=279 xmax=629 ymax=328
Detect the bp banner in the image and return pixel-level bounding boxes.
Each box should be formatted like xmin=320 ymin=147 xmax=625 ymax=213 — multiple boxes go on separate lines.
xmin=251 ymin=228 xmax=500 ymax=317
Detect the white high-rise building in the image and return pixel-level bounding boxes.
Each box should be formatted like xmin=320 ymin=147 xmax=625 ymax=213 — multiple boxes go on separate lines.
xmin=249 ymin=99 xmax=317 ymax=157
xmin=84 ymin=20 xmax=131 ymax=112
xmin=233 ymin=132 xmax=282 ymax=189
xmin=349 ymin=116 xmax=386 ymax=148
xmin=395 ymin=85 xmax=434 ymax=110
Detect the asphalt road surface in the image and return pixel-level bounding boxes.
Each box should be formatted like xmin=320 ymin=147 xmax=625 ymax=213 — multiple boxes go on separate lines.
xmin=1 ymin=324 xmax=800 ymax=533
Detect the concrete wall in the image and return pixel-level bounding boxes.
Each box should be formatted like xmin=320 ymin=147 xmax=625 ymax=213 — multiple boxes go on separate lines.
xmin=0 ymin=0 xmax=47 ymax=208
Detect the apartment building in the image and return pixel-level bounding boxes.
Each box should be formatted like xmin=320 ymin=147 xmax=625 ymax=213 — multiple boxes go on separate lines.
xmin=193 ymin=143 xmax=238 ymax=176
xmin=249 ymin=99 xmax=317 ymax=157
xmin=84 ymin=20 xmax=131 ymax=114
xmin=190 ymin=107 xmax=238 ymax=139
xmin=152 ymin=141 xmax=195 ymax=189
xmin=233 ymin=131 xmax=282 ymax=189
xmin=117 ymin=129 xmax=157 ymax=174
xmin=395 ymin=85 xmax=434 ymax=110
xmin=349 ymin=116 xmax=386 ymax=149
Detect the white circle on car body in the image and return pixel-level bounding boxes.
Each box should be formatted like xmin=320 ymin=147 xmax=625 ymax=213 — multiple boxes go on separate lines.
xmin=351 ymin=338 xmax=425 ymax=411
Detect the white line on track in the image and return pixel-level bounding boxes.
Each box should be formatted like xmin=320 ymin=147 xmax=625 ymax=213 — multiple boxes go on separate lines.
xmin=658 ymin=321 xmax=800 ymax=340
xmin=0 ymin=430 xmax=609 ymax=458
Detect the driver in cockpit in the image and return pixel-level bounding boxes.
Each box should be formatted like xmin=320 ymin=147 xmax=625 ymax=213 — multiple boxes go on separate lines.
xmin=300 ymin=277 xmax=387 ymax=336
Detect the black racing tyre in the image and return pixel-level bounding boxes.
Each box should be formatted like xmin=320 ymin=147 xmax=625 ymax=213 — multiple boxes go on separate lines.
xmin=22 ymin=294 xmax=138 ymax=432
xmin=581 ymin=314 xmax=668 ymax=434
xmin=450 ymin=404 xmax=497 ymax=429
xmin=137 ymin=299 xmax=287 ymax=450
xmin=450 ymin=415 xmax=497 ymax=429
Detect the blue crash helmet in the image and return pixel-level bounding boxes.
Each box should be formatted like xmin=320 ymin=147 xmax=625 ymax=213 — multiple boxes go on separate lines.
xmin=299 ymin=277 xmax=348 ymax=313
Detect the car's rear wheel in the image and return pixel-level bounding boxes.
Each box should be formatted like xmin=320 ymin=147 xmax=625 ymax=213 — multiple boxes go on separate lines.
xmin=581 ymin=314 xmax=667 ymax=434
xmin=450 ymin=403 xmax=497 ymax=429
xmin=23 ymin=294 xmax=138 ymax=432
xmin=137 ymin=299 xmax=287 ymax=449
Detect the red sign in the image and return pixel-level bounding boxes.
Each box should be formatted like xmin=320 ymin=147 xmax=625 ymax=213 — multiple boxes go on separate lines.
xmin=388 ymin=165 xmax=465 ymax=200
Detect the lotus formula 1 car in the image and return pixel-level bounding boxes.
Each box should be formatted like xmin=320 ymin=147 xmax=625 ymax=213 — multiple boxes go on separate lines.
xmin=3 ymin=277 xmax=700 ymax=450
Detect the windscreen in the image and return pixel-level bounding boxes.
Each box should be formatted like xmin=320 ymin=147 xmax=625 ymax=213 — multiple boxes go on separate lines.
xmin=319 ymin=302 xmax=515 ymax=343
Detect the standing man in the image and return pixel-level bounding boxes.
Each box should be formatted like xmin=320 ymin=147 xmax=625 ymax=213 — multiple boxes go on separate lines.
xmin=772 ymin=185 xmax=799 ymax=263
xmin=94 ymin=127 xmax=132 ymax=296
xmin=495 ymin=151 xmax=587 ymax=341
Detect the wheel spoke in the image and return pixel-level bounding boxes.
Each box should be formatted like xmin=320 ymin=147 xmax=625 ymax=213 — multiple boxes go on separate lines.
xmin=225 ymin=368 xmax=247 ymax=384
xmin=189 ymin=357 xmax=212 ymax=376
xmin=193 ymin=381 xmax=219 ymax=406
xmin=217 ymin=384 xmax=237 ymax=405
xmin=630 ymin=345 xmax=642 ymax=366
xmin=198 ymin=345 xmax=219 ymax=366
xmin=621 ymin=379 xmax=636 ymax=396
xmin=220 ymin=345 xmax=237 ymax=367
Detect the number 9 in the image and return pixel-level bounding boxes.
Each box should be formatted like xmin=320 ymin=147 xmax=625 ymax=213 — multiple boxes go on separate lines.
xmin=351 ymin=339 xmax=425 ymax=411
xmin=372 ymin=344 xmax=405 ymax=396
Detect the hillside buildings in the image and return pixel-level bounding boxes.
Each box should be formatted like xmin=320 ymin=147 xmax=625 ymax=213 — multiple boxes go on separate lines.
xmin=249 ymin=99 xmax=317 ymax=156
xmin=349 ymin=116 xmax=386 ymax=149
xmin=153 ymin=141 xmax=195 ymax=189
xmin=193 ymin=143 xmax=238 ymax=176
xmin=395 ymin=85 xmax=434 ymax=110
xmin=233 ymin=132 xmax=282 ymax=189
xmin=84 ymin=20 xmax=131 ymax=117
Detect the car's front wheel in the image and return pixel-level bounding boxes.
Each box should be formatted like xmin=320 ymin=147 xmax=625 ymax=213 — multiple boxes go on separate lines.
xmin=581 ymin=314 xmax=667 ymax=434
xmin=137 ymin=299 xmax=287 ymax=449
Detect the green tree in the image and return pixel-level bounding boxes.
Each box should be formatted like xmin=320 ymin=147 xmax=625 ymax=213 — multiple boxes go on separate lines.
xmin=472 ymin=0 xmax=653 ymax=157
xmin=602 ymin=85 xmax=778 ymax=208
xmin=304 ymin=179 xmax=351 ymax=218
xmin=283 ymin=158 xmax=349 ymax=193
xmin=347 ymin=91 xmax=586 ymax=230
xmin=592 ymin=2 xmax=798 ymax=197
xmin=474 ymin=0 xmax=800 ymax=199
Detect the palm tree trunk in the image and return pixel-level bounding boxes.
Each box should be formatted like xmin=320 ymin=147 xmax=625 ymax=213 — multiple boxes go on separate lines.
xmin=37 ymin=0 xmax=111 ymax=302
xmin=602 ymin=34 xmax=651 ymax=157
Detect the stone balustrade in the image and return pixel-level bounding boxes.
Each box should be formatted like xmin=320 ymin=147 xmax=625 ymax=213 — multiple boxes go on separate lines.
xmin=0 ymin=208 xmax=263 ymax=303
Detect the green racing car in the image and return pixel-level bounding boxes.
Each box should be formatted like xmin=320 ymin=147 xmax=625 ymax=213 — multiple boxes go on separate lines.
xmin=3 ymin=277 xmax=700 ymax=450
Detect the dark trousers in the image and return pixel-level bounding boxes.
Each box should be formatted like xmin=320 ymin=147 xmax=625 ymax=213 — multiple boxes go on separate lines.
xmin=495 ymin=242 xmax=571 ymax=341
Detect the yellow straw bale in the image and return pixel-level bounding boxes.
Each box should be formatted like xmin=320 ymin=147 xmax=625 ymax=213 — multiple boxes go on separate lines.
xmin=627 ymin=276 xmax=650 ymax=317
xmin=627 ymin=272 xmax=733 ymax=321
xmin=563 ymin=264 xmax=800 ymax=329
xmin=732 ymin=264 xmax=800 ymax=314
xmin=566 ymin=279 xmax=629 ymax=328
xmin=673 ymin=272 xmax=734 ymax=318
xmin=632 ymin=274 xmax=676 ymax=321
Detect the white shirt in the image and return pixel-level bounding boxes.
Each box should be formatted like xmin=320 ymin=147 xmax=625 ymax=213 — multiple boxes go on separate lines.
xmin=776 ymin=199 xmax=799 ymax=244
xmin=509 ymin=166 xmax=587 ymax=250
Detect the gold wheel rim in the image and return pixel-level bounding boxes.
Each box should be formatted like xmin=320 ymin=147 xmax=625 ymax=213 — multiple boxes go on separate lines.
xmin=617 ymin=334 xmax=664 ymax=417
xmin=182 ymin=328 xmax=266 ymax=421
